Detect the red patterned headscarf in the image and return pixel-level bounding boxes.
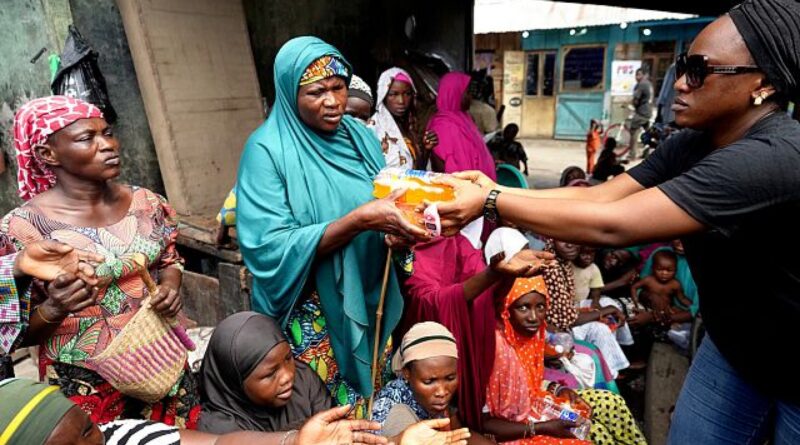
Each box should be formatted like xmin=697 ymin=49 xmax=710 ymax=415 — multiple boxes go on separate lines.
xmin=13 ymin=96 xmax=104 ymax=201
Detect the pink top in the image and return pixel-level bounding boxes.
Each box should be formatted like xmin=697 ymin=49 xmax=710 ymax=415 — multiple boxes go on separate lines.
xmin=429 ymin=72 xmax=497 ymax=180
xmin=402 ymin=233 xmax=496 ymax=429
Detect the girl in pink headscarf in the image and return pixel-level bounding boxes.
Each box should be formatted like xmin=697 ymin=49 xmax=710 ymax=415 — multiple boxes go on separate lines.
xmin=428 ymin=72 xmax=497 ymax=180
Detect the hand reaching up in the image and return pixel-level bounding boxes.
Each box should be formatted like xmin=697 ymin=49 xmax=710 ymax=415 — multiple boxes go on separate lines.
xmin=491 ymin=249 xmax=556 ymax=277
xmin=295 ymin=405 xmax=387 ymax=445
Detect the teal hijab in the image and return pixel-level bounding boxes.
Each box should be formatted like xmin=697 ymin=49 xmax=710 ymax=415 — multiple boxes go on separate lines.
xmin=235 ymin=36 xmax=400 ymax=398
xmin=639 ymin=247 xmax=700 ymax=316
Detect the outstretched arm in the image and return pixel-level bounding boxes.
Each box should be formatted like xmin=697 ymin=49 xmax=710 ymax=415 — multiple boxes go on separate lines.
xmin=437 ymin=180 xmax=705 ymax=247
xmin=455 ymin=170 xmax=644 ymax=203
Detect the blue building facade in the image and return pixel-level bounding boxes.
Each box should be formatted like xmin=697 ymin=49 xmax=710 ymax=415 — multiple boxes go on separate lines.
xmin=518 ymin=17 xmax=713 ymax=139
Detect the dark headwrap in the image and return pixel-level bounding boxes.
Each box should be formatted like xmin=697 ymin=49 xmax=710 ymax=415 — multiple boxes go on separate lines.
xmin=559 ymin=166 xmax=587 ymax=188
xmin=197 ymin=312 xmax=332 ymax=434
xmin=729 ymin=0 xmax=800 ymax=101
xmin=0 ymin=379 xmax=75 ymax=445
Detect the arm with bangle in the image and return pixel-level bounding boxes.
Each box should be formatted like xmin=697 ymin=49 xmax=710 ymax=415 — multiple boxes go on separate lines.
xmin=441 ymin=176 xmax=704 ymax=247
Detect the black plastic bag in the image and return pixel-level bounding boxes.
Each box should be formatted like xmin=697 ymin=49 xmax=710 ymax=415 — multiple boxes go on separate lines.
xmin=51 ymin=25 xmax=117 ymax=123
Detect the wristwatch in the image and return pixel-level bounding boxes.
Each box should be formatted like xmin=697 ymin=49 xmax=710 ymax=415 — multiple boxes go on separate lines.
xmin=483 ymin=189 xmax=502 ymax=223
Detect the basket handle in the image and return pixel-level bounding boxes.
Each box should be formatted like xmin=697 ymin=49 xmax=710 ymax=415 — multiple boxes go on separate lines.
xmin=132 ymin=253 xmax=195 ymax=351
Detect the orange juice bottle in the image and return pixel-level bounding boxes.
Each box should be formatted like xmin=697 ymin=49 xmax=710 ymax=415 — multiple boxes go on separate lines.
xmin=373 ymin=168 xmax=455 ymax=231
xmin=373 ymin=168 xmax=455 ymax=204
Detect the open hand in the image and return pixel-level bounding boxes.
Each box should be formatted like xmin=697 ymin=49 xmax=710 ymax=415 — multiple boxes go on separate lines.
xmin=360 ymin=189 xmax=431 ymax=242
xmin=296 ymin=405 xmax=387 ymax=445
xmin=15 ymin=240 xmax=105 ymax=285
xmin=396 ymin=418 xmax=470 ymax=445
xmin=491 ymin=249 xmax=556 ymax=277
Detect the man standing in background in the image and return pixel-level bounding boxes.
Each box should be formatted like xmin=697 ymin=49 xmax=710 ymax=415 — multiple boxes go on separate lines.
xmin=627 ymin=67 xmax=654 ymax=160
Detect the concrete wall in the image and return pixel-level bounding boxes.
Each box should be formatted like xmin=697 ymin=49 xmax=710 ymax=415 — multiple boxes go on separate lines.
xmin=0 ymin=0 xmax=71 ymax=214
xmin=243 ymin=0 xmax=473 ymax=105
xmin=70 ymin=0 xmax=164 ymax=196
xmin=243 ymin=0 xmax=379 ymax=104
xmin=0 ymin=0 xmax=163 ymax=215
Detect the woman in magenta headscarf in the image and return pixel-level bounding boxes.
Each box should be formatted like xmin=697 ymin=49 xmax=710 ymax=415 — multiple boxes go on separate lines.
xmin=428 ymin=72 xmax=497 ymax=180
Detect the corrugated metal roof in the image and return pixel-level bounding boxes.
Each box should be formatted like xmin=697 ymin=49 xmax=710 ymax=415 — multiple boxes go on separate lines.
xmin=474 ymin=0 xmax=696 ymax=34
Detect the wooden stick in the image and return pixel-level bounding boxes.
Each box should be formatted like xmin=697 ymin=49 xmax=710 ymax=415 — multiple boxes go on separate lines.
xmin=132 ymin=253 xmax=159 ymax=294
xmin=368 ymin=248 xmax=393 ymax=420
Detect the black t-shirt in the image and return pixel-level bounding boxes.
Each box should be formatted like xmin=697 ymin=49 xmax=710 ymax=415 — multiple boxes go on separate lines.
xmin=628 ymin=112 xmax=800 ymax=402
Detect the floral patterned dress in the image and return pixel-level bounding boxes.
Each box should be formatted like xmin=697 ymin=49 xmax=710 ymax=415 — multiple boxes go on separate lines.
xmin=0 ymin=186 xmax=200 ymax=427
xmin=285 ymin=291 xmax=393 ymax=420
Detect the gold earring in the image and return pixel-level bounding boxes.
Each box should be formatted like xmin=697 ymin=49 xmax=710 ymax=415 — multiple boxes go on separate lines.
xmin=754 ymin=94 xmax=764 ymax=106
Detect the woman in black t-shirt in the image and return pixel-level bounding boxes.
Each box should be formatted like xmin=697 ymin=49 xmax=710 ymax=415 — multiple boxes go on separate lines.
xmin=434 ymin=1 xmax=800 ymax=443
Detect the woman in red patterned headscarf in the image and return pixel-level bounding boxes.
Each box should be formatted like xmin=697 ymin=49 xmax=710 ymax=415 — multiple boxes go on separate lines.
xmin=2 ymin=96 xmax=199 ymax=427
xmin=12 ymin=95 xmax=104 ymax=201
xmin=482 ymin=277 xmax=645 ymax=445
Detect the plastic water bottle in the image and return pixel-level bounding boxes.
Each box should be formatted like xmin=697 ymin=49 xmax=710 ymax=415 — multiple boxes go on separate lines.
xmin=545 ymin=332 xmax=575 ymax=356
xmin=532 ymin=395 xmax=592 ymax=440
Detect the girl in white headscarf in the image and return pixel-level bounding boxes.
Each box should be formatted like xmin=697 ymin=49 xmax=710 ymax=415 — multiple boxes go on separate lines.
xmin=368 ymin=68 xmax=439 ymax=170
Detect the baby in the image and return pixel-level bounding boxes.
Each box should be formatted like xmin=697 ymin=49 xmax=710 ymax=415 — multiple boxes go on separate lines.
xmin=630 ymin=250 xmax=692 ymax=326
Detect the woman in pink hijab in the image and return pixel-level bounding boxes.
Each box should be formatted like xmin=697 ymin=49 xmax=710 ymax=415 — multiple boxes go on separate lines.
xmin=428 ymin=72 xmax=497 ymax=180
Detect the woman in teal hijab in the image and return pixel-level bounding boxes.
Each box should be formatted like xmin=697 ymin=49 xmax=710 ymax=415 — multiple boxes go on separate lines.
xmin=236 ymin=37 xmax=427 ymax=418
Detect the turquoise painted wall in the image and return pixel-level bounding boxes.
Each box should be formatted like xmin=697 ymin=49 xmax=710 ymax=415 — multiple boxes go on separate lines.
xmin=520 ymin=18 xmax=712 ymax=139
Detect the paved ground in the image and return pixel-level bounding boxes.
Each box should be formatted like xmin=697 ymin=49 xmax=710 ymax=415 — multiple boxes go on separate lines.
xmin=13 ymin=349 xmax=37 ymax=379
xmin=521 ymin=138 xmax=587 ymax=189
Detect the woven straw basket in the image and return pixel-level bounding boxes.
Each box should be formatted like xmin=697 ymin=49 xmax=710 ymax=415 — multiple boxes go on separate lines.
xmin=87 ymin=297 xmax=187 ymax=403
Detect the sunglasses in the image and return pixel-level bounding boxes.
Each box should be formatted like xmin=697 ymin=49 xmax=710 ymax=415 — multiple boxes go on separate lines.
xmin=675 ymin=52 xmax=760 ymax=89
